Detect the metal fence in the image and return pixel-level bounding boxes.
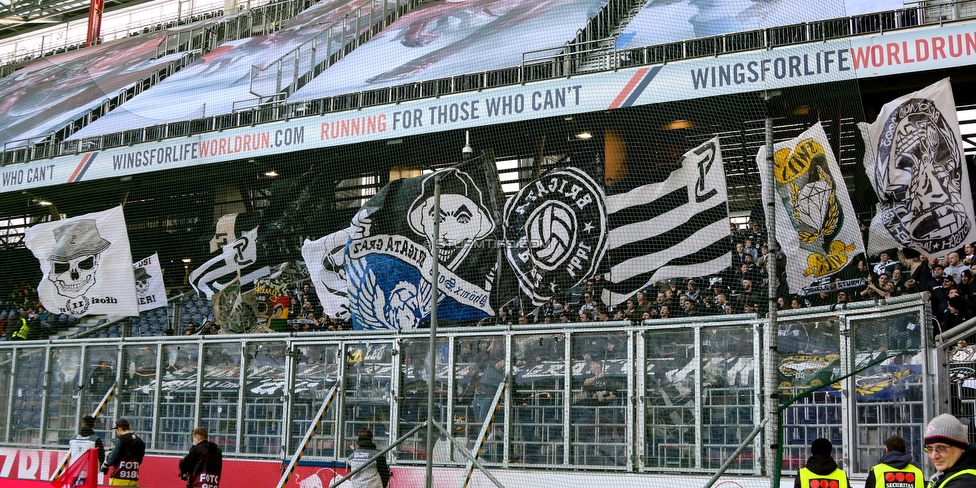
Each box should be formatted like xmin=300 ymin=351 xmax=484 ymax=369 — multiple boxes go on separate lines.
xmin=0 ymin=293 xmax=936 ymax=477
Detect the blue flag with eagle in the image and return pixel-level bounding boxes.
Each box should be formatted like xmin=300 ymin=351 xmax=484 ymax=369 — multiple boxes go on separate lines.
xmin=345 ymin=153 xmax=505 ymax=330
xmin=757 ymin=122 xmax=865 ymax=293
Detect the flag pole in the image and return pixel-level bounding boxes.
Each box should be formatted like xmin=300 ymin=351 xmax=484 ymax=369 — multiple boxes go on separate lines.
xmin=425 ymin=171 xmax=444 ymax=488
xmin=763 ymin=90 xmax=781 ymax=483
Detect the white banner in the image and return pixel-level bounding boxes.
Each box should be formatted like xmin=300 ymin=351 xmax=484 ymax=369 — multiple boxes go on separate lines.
xmin=757 ymin=123 xmax=865 ymax=293
xmin=859 ymin=78 xmax=976 ymax=257
xmin=302 ymin=227 xmax=352 ymax=320
xmin=189 ymin=227 xmax=260 ymax=299
xmin=24 ymin=206 xmax=139 ymax=317
xmin=133 ymin=253 xmax=167 ymax=312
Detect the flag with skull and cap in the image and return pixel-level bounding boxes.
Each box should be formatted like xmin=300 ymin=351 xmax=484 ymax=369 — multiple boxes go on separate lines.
xmin=133 ymin=253 xmax=167 ymax=312
xmin=25 ymin=206 xmax=139 ymax=317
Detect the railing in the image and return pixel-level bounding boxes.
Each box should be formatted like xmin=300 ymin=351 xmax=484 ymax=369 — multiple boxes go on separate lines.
xmin=0 ymin=295 xmax=935 ymax=477
xmin=1 ymin=0 xmax=973 ymax=167
xmin=249 ymin=0 xmax=423 ymax=99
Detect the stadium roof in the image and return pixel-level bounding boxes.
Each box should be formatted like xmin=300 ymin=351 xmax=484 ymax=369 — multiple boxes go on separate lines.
xmin=0 ymin=0 xmax=152 ymax=38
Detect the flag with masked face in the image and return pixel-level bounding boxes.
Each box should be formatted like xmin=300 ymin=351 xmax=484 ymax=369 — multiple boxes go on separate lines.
xmin=25 ymin=206 xmax=139 ymax=317
xmin=133 ymin=253 xmax=167 ymax=312
xmin=858 ymin=78 xmax=976 ymax=256
xmin=302 ymin=226 xmax=353 ymax=320
xmin=757 ymin=123 xmax=865 ymax=293
xmin=345 ymin=153 xmax=504 ymax=330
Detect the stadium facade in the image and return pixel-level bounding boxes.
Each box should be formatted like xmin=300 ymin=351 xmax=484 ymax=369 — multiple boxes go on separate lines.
xmin=0 ymin=0 xmax=975 ymax=487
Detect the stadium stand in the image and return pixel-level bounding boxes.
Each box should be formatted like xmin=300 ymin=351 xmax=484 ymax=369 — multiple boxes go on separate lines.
xmin=2 ymin=0 xmax=976 ymax=487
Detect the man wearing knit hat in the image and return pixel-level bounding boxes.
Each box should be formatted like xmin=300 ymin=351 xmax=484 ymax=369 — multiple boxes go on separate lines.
xmin=864 ymin=435 xmax=924 ymax=488
xmin=924 ymin=413 xmax=976 ymax=487
xmin=795 ymin=438 xmax=849 ymax=488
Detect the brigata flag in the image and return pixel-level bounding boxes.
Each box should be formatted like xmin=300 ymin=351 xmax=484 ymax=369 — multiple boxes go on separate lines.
xmin=25 ymin=205 xmax=139 ymax=317
xmin=504 ymin=166 xmax=608 ymax=306
xmin=51 ymin=447 xmax=98 ymax=488
xmin=302 ymin=226 xmax=353 ymax=319
xmin=346 ymin=153 xmax=505 ymax=329
xmin=133 ymin=253 xmax=167 ymax=312
xmin=600 ymin=138 xmax=731 ymax=306
xmin=757 ymin=123 xmax=865 ymax=293
xmin=858 ymin=78 xmax=976 ymax=256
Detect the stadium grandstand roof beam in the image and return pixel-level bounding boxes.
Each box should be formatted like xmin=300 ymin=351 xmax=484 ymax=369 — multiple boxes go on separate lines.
xmin=0 ymin=0 xmax=148 ymax=37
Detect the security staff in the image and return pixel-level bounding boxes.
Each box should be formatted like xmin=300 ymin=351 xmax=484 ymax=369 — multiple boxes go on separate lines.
xmin=865 ymin=435 xmax=924 ymax=488
xmin=924 ymin=414 xmax=976 ymax=488
xmin=795 ymin=438 xmax=849 ymax=488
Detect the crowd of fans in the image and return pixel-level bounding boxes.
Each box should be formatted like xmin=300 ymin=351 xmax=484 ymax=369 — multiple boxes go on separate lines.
xmin=487 ymin=220 xmax=976 ymax=339
xmin=3 ymin=219 xmax=975 ymax=340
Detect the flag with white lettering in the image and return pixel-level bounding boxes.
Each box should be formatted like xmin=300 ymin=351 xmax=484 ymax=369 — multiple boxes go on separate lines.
xmin=189 ymin=227 xmax=268 ymax=299
xmin=600 ymin=138 xmax=731 ymax=306
xmin=345 ymin=153 xmax=504 ymax=330
xmin=504 ymin=167 xmax=608 ymax=306
xmin=858 ymin=78 xmax=976 ymax=256
xmin=25 ymin=206 xmax=139 ymax=317
xmin=133 ymin=253 xmax=167 ymax=312
xmin=757 ymin=123 xmax=865 ymax=293
xmin=302 ymin=227 xmax=353 ymax=319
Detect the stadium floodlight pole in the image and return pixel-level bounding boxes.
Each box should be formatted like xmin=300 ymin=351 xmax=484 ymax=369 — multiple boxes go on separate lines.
xmin=426 ymin=170 xmax=442 ymax=488
xmin=762 ymin=89 xmax=781 ymax=483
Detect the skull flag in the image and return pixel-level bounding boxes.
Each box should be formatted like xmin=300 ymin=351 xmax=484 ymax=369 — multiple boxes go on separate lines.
xmin=25 ymin=206 xmax=139 ymax=317
xmin=133 ymin=253 xmax=167 ymax=312
xmin=859 ymin=78 xmax=976 ymax=256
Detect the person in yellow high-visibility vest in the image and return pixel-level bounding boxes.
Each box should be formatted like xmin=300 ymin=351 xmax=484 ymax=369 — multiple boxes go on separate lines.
xmin=924 ymin=414 xmax=976 ymax=488
xmin=864 ymin=435 xmax=924 ymax=488
xmin=794 ymin=438 xmax=849 ymax=488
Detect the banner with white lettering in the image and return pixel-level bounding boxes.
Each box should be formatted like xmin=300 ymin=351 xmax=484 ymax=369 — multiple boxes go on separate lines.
xmin=25 ymin=206 xmax=139 ymax=317
xmin=302 ymin=227 xmax=352 ymax=319
xmin=346 ymin=153 xmax=504 ymax=330
xmin=757 ymin=123 xmax=865 ymax=293
xmin=189 ymin=227 xmax=265 ymax=299
xmin=859 ymin=78 xmax=976 ymax=256
xmin=503 ymin=167 xmax=608 ymax=306
xmin=133 ymin=253 xmax=167 ymax=312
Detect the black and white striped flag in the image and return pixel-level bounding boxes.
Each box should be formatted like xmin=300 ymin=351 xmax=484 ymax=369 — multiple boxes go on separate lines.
xmin=601 ymin=138 xmax=731 ymax=306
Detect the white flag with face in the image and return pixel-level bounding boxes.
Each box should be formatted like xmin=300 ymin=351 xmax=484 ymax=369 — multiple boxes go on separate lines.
xmin=302 ymin=227 xmax=353 ymax=320
xmin=757 ymin=123 xmax=865 ymax=293
xmin=859 ymin=78 xmax=976 ymax=257
xmin=133 ymin=253 xmax=167 ymax=312
xmin=25 ymin=205 xmax=139 ymax=317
